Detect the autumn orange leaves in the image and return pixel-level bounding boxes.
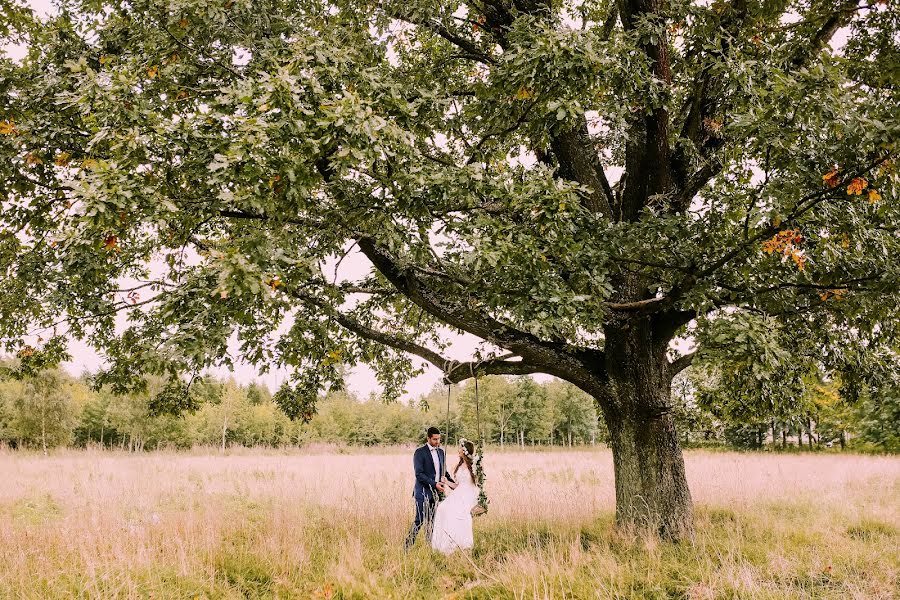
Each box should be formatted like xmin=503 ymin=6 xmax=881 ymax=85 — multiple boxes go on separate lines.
xmin=0 ymin=119 xmax=17 ymax=136
xmin=762 ymin=229 xmax=806 ymax=271
xmin=761 ymin=162 xmax=892 ymax=274
xmin=822 ymin=161 xmax=889 ymax=204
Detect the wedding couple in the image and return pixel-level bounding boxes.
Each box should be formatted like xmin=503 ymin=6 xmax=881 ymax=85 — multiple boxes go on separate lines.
xmin=404 ymin=427 xmax=480 ymax=554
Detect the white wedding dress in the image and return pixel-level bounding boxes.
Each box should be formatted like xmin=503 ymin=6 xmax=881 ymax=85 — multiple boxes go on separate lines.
xmin=431 ymin=466 xmax=479 ymax=554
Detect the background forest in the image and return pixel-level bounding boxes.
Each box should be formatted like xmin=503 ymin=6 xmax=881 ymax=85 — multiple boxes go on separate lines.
xmin=1 ymin=361 xmax=896 ymax=453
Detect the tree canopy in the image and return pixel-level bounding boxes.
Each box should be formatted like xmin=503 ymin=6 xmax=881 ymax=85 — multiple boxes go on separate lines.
xmin=1 ymin=0 xmax=897 ymax=397
xmin=2 ymin=0 xmax=898 ymax=538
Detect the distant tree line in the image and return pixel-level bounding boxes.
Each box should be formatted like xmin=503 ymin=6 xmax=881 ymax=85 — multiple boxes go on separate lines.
xmin=0 ymin=361 xmax=601 ymax=451
xmin=671 ymin=366 xmax=900 ymax=453
xmin=0 ymin=360 xmax=896 ymax=453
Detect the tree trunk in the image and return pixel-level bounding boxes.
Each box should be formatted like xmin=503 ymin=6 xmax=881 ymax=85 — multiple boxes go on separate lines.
xmin=771 ymin=420 xmax=777 ymax=450
xmin=781 ymin=424 xmax=787 ymax=450
xmin=221 ymin=414 xmax=228 ymax=452
xmin=603 ymin=405 xmax=693 ymax=540
xmin=839 ymin=430 xmax=846 ymax=450
xmin=600 ymin=320 xmax=694 ymax=541
xmin=807 ymin=418 xmax=814 ymax=450
xmin=813 ymin=415 xmax=820 ymax=447
xmin=41 ymin=407 xmax=48 ymax=456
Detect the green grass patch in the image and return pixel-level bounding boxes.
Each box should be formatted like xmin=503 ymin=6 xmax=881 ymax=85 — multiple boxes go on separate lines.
xmin=10 ymin=492 xmax=63 ymax=525
xmin=846 ymin=519 xmax=897 ymax=540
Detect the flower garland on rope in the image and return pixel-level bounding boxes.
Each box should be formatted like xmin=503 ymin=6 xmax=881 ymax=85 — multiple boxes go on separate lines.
xmin=459 ymin=437 xmax=489 ymax=516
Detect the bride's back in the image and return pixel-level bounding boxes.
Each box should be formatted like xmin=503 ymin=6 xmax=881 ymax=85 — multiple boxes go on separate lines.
xmin=454 ymin=463 xmax=475 ymax=487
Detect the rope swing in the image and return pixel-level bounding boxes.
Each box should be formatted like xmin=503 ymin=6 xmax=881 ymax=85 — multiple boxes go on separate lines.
xmin=444 ymin=361 xmax=489 ymax=517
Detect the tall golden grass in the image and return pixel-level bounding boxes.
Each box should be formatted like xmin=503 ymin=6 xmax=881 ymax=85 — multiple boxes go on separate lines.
xmin=0 ymin=447 xmax=897 ymax=599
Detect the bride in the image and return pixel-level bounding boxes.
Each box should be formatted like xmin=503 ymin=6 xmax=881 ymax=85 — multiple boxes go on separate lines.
xmin=431 ymin=439 xmax=480 ymax=554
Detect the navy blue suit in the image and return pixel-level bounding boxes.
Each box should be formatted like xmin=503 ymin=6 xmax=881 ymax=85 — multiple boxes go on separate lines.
xmin=404 ymin=444 xmax=447 ymax=549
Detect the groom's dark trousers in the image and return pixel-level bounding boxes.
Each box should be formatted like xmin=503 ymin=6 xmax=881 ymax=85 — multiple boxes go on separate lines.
xmin=404 ymin=444 xmax=446 ymax=550
xmin=405 ymin=492 xmax=438 ymax=549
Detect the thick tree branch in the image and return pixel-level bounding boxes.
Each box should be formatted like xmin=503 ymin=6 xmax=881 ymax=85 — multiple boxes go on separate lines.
xmin=428 ymin=1 xmax=616 ymax=219
xmin=668 ymin=351 xmax=696 ymax=376
xmin=261 ymin=160 xmax=589 ymax=375
xmin=355 ymin=235 xmax=607 ymax=386
xmin=549 ymin=122 xmax=615 ymax=216
xmin=284 ymin=284 xmax=544 ymax=383
xmin=789 ymin=1 xmax=860 ymax=70
xmin=671 ymin=1 xmax=750 ymax=211
xmin=616 ymin=0 xmax=675 ymax=221
xmin=443 ymin=356 xmax=544 ymax=384
xmin=387 ymin=10 xmax=496 ymax=65
xmin=600 ymin=5 xmax=619 ymax=39
xmin=653 ymin=308 xmax=697 ymax=343
xmin=357 ymin=237 xmax=542 ymax=347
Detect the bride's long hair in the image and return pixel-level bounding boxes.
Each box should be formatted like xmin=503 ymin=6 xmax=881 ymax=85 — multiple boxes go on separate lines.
xmin=453 ymin=439 xmax=476 ymax=481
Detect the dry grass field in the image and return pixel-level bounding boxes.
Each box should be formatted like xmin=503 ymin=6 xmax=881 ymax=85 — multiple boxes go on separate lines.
xmin=0 ymin=447 xmax=897 ymax=599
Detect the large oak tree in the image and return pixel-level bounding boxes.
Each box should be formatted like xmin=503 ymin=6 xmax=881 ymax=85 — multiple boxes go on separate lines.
xmin=1 ymin=0 xmax=898 ymax=539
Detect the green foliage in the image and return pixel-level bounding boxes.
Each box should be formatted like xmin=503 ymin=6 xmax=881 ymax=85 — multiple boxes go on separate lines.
xmin=2 ymin=369 xmax=74 ymax=450
xmin=452 ymin=376 xmax=599 ymax=447
xmin=677 ymin=359 xmax=900 ymax=453
xmin=545 ymin=379 xmax=602 ymax=446
xmin=0 ymin=364 xmax=609 ymax=450
xmin=852 ymin=390 xmax=900 ymax=452
xmin=0 ymin=359 xmax=895 ymax=452
xmin=670 ymin=373 xmax=719 ymax=446
xmin=272 ymin=380 xmax=317 ymax=423
xmin=1 ymin=336 xmax=71 ymax=379
xmin=148 ymin=377 xmax=202 ymax=416
xmin=0 ymin=0 xmax=897 ymax=426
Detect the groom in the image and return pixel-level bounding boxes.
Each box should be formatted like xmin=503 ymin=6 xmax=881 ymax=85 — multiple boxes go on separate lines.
xmin=404 ymin=426 xmax=452 ymax=550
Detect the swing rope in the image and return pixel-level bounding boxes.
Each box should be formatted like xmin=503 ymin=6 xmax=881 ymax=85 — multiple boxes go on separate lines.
xmin=474 ymin=369 xmax=481 ymax=444
xmin=443 ymin=361 xmax=489 ymax=516
xmin=445 ymin=382 xmax=451 ymax=444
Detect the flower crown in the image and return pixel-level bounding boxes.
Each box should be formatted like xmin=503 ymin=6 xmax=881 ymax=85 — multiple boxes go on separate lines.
xmin=458 ymin=438 xmax=477 ymax=460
